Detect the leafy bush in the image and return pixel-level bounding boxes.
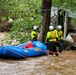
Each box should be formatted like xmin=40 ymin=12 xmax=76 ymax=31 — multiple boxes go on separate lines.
xmin=7 ymin=0 xmax=42 ymax=43
xmin=0 ymin=0 xmax=42 ymax=44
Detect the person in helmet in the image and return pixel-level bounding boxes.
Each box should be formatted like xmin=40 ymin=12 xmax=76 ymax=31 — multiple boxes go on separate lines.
xmin=46 ymin=25 xmax=59 ymax=56
xmin=57 ymin=25 xmax=62 ymax=31
xmin=46 ymin=25 xmax=54 ymax=42
xmin=31 ymin=26 xmax=38 ymax=41
xmin=56 ymin=25 xmax=63 ymax=53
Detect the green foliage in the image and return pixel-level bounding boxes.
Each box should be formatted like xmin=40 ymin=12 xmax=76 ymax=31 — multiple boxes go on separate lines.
xmin=52 ymin=0 xmax=76 ymax=12
xmin=1 ymin=0 xmax=42 ymax=43
xmin=71 ymin=18 xmax=76 ymax=26
xmin=52 ymin=0 xmax=76 ymax=26
xmin=0 ymin=0 xmax=42 ymax=44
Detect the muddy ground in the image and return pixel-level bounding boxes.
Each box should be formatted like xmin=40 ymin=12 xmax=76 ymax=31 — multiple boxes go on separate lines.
xmin=0 ymin=50 xmax=76 ymax=75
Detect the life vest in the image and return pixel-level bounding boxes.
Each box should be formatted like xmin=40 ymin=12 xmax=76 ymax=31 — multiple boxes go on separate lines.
xmin=31 ymin=30 xmax=37 ymax=39
xmin=46 ymin=30 xmax=58 ymax=42
xmin=23 ymin=42 xmax=34 ymax=48
xmin=57 ymin=30 xmax=63 ymax=40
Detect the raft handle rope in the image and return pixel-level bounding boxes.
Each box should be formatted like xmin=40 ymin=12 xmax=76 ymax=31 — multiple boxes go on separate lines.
xmin=2 ymin=45 xmax=26 ymax=58
xmin=1 ymin=44 xmax=74 ymax=57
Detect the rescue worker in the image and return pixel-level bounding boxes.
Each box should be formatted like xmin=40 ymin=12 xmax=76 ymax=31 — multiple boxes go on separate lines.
xmin=46 ymin=25 xmax=59 ymax=56
xmin=31 ymin=26 xmax=38 ymax=41
xmin=56 ymin=25 xmax=63 ymax=53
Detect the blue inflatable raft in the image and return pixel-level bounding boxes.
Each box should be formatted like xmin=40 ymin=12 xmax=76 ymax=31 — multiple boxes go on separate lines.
xmin=0 ymin=41 xmax=47 ymax=58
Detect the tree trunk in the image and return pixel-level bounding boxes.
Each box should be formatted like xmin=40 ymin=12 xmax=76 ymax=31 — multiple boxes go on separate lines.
xmin=64 ymin=12 xmax=68 ymax=39
xmin=38 ymin=0 xmax=52 ymax=43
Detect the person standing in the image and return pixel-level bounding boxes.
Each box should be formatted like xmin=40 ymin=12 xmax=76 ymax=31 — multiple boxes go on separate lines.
xmin=56 ymin=25 xmax=63 ymax=53
xmin=31 ymin=26 xmax=38 ymax=41
xmin=46 ymin=25 xmax=59 ymax=56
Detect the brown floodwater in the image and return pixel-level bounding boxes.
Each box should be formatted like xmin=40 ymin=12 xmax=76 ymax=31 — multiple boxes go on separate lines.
xmin=0 ymin=50 xmax=76 ymax=75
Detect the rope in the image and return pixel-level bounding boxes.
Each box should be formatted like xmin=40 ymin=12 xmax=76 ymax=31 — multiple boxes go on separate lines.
xmin=1 ymin=45 xmax=26 ymax=58
xmin=7 ymin=49 xmax=26 ymax=58
xmin=40 ymin=49 xmax=76 ymax=57
xmin=1 ymin=43 xmax=73 ymax=58
xmin=40 ymin=50 xmax=59 ymax=54
xmin=1 ymin=44 xmax=75 ymax=58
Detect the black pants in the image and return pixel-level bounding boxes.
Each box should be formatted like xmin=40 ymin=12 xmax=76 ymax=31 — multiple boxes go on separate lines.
xmin=56 ymin=40 xmax=62 ymax=53
xmin=48 ymin=42 xmax=58 ymax=56
xmin=32 ymin=36 xmax=37 ymax=41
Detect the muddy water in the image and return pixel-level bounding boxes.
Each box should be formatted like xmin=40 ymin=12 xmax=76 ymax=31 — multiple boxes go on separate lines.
xmin=0 ymin=50 xmax=76 ymax=75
